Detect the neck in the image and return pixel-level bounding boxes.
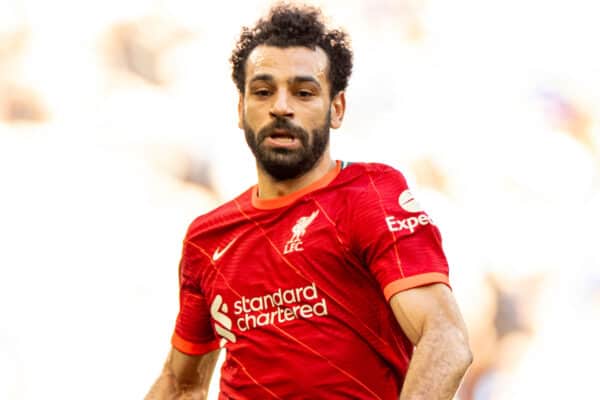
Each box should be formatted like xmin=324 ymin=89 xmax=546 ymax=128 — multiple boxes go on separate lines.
xmin=256 ymin=152 xmax=336 ymax=200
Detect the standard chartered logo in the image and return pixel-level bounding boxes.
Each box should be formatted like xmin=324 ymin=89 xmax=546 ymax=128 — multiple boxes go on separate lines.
xmin=234 ymin=282 xmax=328 ymax=331
xmin=210 ymin=283 xmax=328 ymax=343
xmin=210 ymin=294 xmax=236 ymax=346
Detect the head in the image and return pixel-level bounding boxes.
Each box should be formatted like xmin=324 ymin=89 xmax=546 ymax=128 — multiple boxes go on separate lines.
xmin=230 ymin=4 xmax=353 ymax=181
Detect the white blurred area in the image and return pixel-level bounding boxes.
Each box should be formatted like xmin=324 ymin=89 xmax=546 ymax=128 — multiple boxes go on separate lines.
xmin=1 ymin=0 xmax=599 ymax=398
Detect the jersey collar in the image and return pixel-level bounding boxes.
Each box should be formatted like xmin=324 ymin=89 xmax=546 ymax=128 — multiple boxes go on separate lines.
xmin=251 ymin=160 xmax=341 ymax=210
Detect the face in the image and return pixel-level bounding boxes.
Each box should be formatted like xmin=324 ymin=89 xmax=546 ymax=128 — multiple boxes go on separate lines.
xmin=239 ymin=45 xmax=345 ymax=181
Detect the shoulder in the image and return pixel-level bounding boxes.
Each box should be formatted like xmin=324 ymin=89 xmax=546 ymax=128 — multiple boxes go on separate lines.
xmin=341 ymin=161 xmax=407 ymax=180
xmin=336 ymin=162 xmax=423 ymax=229
xmin=185 ymin=187 xmax=253 ymax=241
xmin=180 ymin=188 xmax=252 ymax=266
xmin=336 ymin=161 xmax=410 ymax=195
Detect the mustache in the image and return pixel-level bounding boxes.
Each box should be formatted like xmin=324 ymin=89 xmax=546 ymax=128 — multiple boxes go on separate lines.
xmin=257 ymin=117 xmax=308 ymax=143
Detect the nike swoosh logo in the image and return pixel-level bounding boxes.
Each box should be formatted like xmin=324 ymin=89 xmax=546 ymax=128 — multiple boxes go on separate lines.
xmin=212 ymin=237 xmax=238 ymax=261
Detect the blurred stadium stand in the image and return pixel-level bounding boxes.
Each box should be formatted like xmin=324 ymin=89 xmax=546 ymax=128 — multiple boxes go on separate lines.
xmin=1 ymin=0 xmax=598 ymax=398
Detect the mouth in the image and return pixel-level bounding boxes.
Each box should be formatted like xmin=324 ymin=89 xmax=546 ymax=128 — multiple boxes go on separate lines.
xmin=268 ymin=129 xmax=296 ymax=143
xmin=264 ymin=128 xmax=300 ymax=148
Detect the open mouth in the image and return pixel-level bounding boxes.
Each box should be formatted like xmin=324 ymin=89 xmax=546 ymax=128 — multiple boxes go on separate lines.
xmin=267 ymin=129 xmax=297 ymax=143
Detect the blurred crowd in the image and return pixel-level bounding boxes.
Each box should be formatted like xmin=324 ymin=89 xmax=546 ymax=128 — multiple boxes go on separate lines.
xmin=1 ymin=0 xmax=599 ymax=399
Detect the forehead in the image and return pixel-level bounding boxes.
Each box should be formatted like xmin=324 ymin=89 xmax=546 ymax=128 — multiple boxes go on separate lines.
xmin=245 ymin=45 xmax=329 ymax=84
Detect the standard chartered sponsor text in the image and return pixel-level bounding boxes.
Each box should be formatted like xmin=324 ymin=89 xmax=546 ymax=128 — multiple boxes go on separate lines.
xmin=233 ymin=283 xmax=328 ymax=332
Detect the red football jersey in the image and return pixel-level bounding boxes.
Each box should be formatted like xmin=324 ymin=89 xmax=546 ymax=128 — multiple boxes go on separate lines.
xmin=172 ymin=161 xmax=450 ymax=399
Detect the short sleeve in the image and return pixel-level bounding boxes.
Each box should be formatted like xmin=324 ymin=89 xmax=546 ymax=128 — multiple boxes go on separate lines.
xmin=352 ymin=165 xmax=450 ymax=301
xmin=171 ymin=239 xmax=220 ymax=355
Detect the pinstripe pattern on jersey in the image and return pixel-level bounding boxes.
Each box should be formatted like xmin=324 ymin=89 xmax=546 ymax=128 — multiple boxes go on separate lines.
xmin=227 ymin=197 xmax=395 ymax=398
xmin=365 ymin=170 xmax=406 ymax=279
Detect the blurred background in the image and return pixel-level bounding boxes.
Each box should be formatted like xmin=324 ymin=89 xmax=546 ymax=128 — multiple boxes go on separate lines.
xmin=1 ymin=0 xmax=599 ymax=398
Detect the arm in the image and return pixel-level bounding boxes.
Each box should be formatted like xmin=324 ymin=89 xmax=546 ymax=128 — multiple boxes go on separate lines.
xmin=146 ymin=347 xmax=220 ymax=400
xmin=390 ymin=283 xmax=472 ymax=400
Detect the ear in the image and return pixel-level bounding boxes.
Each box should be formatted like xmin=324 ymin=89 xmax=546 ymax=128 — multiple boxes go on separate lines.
xmin=237 ymin=92 xmax=244 ymax=129
xmin=329 ymin=91 xmax=346 ymax=129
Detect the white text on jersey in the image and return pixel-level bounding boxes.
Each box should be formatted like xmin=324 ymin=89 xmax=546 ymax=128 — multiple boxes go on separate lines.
xmin=385 ymin=214 xmax=434 ymax=233
xmin=284 ymin=210 xmax=319 ymax=254
xmin=211 ymin=283 xmax=328 ymax=336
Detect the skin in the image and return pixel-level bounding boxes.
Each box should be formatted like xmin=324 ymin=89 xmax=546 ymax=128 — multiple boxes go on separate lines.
xmin=391 ymin=284 xmax=473 ymax=400
xmin=145 ymin=348 xmax=219 ymax=400
xmin=146 ymin=45 xmax=472 ymax=400
xmin=238 ymin=45 xmax=345 ymax=199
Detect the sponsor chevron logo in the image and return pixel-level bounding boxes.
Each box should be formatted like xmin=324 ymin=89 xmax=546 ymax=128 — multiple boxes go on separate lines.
xmin=210 ymin=294 xmax=236 ymax=346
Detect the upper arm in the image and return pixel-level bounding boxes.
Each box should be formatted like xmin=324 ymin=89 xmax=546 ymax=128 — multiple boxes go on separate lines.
xmin=169 ymin=346 xmax=221 ymax=390
xmin=389 ymin=283 xmax=469 ymax=346
xmin=351 ymin=166 xmax=466 ymax=345
xmin=172 ymin=241 xmax=220 ymax=355
xmin=146 ymin=347 xmax=220 ymax=399
xmin=352 ymin=165 xmax=450 ymax=300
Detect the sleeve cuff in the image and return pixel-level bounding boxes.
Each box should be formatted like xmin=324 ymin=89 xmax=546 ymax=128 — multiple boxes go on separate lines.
xmin=172 ymin=332 xmax=221 ymax=355
xmin=383 ymin=272 xmax=451 ymax=301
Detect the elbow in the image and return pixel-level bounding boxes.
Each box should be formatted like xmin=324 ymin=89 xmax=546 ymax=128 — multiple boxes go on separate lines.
xmin=443 ymin=326 xmax=472 ymax=375
xmin=457 ymin=340 xmax=473 ymax=373
xmin=463 ymin=345 xmax=474 ymax=369
xmin=443 ymin=324 xmax=473 ymax=373
xmin=453 ymin=323 xmax=473 ymax=372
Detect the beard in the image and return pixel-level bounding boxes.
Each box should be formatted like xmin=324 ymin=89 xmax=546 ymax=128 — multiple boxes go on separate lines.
xmin=243 ymin=112 xmax=330 ymax=181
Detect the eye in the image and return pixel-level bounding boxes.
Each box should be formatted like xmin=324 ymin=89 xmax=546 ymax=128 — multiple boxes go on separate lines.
xmin=253 ymin=89 xmax=271 ymax=97
xmin=297 ymin=90 xmax=314 ymax=98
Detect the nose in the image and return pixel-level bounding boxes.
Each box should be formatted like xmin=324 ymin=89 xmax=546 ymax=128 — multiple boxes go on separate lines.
xmin=269 ymin=89 xmax=293 ymax=119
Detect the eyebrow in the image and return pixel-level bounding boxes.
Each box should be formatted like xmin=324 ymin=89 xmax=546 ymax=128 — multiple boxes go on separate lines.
xmin=248 ymin=74 xmax=322 ymax=89
xmin=249 ymin=74 xmax=275 ymax=84
xmin=289 ymin=76 xmax=321 ymax=89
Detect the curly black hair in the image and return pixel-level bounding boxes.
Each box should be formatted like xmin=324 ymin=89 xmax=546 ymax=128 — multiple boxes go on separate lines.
xmin=230 ymin=4 xmax=353 ymax=99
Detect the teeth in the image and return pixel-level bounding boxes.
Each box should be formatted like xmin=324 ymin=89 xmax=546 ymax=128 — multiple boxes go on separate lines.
xmin=273 ymin=136 xmax=293 ymax=142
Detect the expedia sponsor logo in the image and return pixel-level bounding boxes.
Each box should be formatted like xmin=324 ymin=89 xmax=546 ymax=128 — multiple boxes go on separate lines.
xmin=385 ymin=214 xmax=434 ymax=233
xmin=398 ymin=189 xmax=423 ymax=213
xmin=387 ymin=189 xmax=434 ymax=233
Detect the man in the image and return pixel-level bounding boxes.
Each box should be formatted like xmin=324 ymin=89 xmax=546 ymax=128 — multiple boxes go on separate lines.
xmin=147 ymin=4 xmax=472 ymax=399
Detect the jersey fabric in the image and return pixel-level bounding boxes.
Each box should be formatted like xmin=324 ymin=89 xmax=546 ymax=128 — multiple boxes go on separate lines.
xmin=172 ymin=161 xmax=450 ymax=400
